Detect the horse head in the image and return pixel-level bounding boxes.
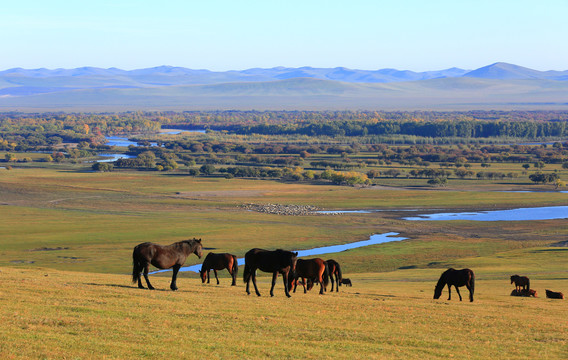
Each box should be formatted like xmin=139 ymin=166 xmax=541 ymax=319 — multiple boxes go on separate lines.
xmin=433 ymin=285 xmax=443 ymax=299
xmin=290 ymin=252 xmax=298 ymax=274
xmin=433 ymin=271 xmax=448 ymax=299
xmin=193 ymin=238 xmax=203 ymax=258
xmin=199 ymin=269 xmax=206 ymax=283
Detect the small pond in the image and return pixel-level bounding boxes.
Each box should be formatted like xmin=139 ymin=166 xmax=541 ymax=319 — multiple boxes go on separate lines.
xmin=403 ymin=206 xmax=568 ymax=221
xmin=97 ymin=153 xmax=136 ymax=163
xmin=151 ymin=232 xmax=407 ymax=274
xmin=106 ymin=128 xmax=206 ymax=147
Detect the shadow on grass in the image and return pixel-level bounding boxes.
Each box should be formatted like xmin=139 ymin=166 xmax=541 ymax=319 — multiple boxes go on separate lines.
xmin=85 ymin=282 xmax=189 ymax=292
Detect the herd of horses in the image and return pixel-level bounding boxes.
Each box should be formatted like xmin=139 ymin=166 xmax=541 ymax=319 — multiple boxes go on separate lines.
xmin=131 ymin=239 xmax=347 ymax=297
xmin=131 ymin=239 xmax=563 ymax=301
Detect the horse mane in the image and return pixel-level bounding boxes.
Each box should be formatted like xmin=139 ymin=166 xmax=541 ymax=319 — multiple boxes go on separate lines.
xmin=181 ymin=238 xmax=202 ymax=247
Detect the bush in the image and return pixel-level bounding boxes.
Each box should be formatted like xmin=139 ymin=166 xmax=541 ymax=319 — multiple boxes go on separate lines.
xmin=92 ymin=162 xmax=114 ymax=172
xmin=199 ymin=164 xmax=216 ymax=175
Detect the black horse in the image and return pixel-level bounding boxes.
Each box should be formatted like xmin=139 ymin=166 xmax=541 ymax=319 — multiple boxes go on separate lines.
xmin=325 ymin=259 xmax=343 ymax=292
xmin=200 ymin=252 xmax=239 ymax=286
xmin=433 ymin=268 xmax=475 ymax=302
xmin=510 ymin=275 xmax=530 ymax=292
xmin=243 ymin=248 xmax=298 ymax=297
xmin=132 ymin=238 xmax=203 ymax=291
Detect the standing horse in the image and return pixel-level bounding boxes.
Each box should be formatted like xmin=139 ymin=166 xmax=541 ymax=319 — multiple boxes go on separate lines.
xmin=132 ymin=238 xmax=203 ymax=291
xmin=510 ymin=275 xmax=530 ymax=292
xmin=433 ymin=268 xmax=475 ymax=302
xmin=291 ymin=258 xmax=330 ymax=295
xmin=200 ymin=252 xmax=239 ymax=286
xmin=325 ymin=259 xmax=343 ymax=292
xmin=243 ymin=248 xmax=297 ymax=297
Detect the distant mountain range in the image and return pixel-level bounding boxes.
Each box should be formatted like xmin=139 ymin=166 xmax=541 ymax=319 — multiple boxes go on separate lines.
xmin=0 ymin=62 xmax=567 ymax=111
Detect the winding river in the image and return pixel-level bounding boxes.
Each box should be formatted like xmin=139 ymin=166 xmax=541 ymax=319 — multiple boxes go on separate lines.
xmin=100 ymin=128 xmax=206 ymax=161
xmin=151 ymin=232 xmax=407 ymax=274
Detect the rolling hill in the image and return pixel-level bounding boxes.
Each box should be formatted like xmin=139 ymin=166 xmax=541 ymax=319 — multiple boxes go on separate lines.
xmin=0 ymin=63 xmax=566 ymax=110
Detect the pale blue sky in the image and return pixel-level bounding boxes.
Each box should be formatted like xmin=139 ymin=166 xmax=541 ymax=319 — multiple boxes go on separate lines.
xmin=1 ymin=0 xmax=566 ymax=71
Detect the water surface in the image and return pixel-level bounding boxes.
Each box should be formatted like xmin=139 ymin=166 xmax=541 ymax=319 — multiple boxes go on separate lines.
xmin=403 ymin=206 xmax=568 ymax=221
xmin=152 ymin=232 xmax=407 ymax=274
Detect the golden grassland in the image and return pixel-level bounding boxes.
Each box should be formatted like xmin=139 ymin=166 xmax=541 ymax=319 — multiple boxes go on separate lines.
xmin=0 ymin=166 xmax=567 ymax=359
xmin=1 ymin=262 xmax=566 ymax=360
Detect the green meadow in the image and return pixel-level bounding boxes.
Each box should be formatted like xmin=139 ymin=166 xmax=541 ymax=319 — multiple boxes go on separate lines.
xmin=0 ymin=166 xmax=567 ymax=359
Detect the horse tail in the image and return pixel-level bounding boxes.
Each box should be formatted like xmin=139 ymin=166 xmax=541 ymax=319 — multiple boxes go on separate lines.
xmin=322 ymin=261 xmax=330 ymax=289
xmin=232 ymin=255 xmax=239 ymax=277
xmin=469 ymin=271 xmax=475 ymax=302
xmin=132 ymin=247 xmax=141 ymax=284
xmin=243 ymin=263 xmax=251 ymax=283
xmin=335 ymin=261 xmax=343 ymax=282
xmin=526 ymin=278 xmax=530 ymax=291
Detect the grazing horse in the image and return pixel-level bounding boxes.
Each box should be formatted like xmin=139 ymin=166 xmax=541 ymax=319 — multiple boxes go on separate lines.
xmin=510 ymin=275 xmax=530 ymax=292
xmin=291 ymin=258 xmax=330 ymax=295
xmin=341 ymin=278 xmax=352 ymax=286
xmin=433 ymin=268 xmax=475 ymax=302
xmin=132 ymin=238 xmax=203 ymax=291
xmin=545 ymin=290 xmax=564 ymax=299
xmin=243 ymin=248 xmax=298 ymax=297
xmin=199 ymin=252 xmax=239 ymax=286
xmin=325 ymin=259 xmax=343 ymax=292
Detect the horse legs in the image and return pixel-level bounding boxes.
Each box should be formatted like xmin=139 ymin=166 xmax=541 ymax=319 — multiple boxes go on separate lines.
xmin=270 ymin=272 xmax=278 ymax=297
xmin=282 ymin=271 xmax=292 ymax=298
xmin=330 ymin=274 xmax=335 ymax=292
xmin=135 ymin=264 xmax=145 ymax=289
xmin=143 ymin=264 xmax=155 ymax=290
xmin=466 ymin=284 xmax=474 ymax=302
xmin=214 ymin=269 xmax=219 ymax=285
xmin=245 ymin=274 xmax=251 ymax=295
xmin=455 ymin=286 xmax=463 ymax=301
xmin=206 ymin=270 xmax=210 ymax=284
xmin=301 ymin=277 xmax=308 ymax=293
xmin=447 ymin=285 xmax=451 ymax=300
xmin=230 ymin=267 xmax=237 ymax=286
xmin=170 ymin=264 xmax=181 ymax=291
xmin=252 ymin=271 xmax=261 ymax=296
xmin=319 ymin=277 xmax=325 ymax=295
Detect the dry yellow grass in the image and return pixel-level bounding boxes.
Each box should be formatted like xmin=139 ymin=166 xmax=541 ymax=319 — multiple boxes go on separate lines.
xmin=1 ymin=266 xmax=566 ymax=359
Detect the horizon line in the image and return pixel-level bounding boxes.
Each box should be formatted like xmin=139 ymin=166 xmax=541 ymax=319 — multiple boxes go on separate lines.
xmin=1 ymin=61 xmax=566 ymax=73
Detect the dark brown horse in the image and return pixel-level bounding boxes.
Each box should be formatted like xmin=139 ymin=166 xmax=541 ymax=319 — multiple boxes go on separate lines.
xmin=433 ymin=268 xmax=475 ymax=302
xmin=291 ymin=258 xmax=330 ymax=295
xmin=199 ymin=252 xmax=239 ymax=286
xmin=132 ymin=238 xmax=203 ymax=291
xmin=341 ymin=278 xmax=352 ymax=286
xmin=325 ymin=259 xmax=343 ymax=292
xmin=510 ymin=275 xmax=530 ymax=292
xmin=243 ymin=248 xmax=297 ymax=297
xmin=511 ymin=289 xmax=537 ymax=297
xmin=545 ymin=289 xmax=564 ymax=299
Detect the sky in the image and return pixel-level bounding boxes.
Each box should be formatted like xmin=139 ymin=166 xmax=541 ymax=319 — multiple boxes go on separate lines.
xmin=1 ymin=0 xmax=566 ymax=72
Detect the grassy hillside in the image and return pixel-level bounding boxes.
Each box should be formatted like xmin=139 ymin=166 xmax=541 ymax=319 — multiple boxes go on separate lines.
xmin=1 ymin=165 xmax=567 ymax=358
xmin=1 ymin=259 xmax=566 ymax=359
